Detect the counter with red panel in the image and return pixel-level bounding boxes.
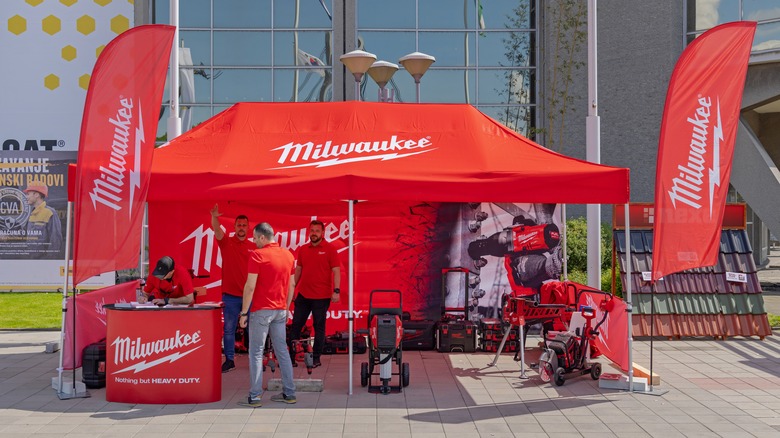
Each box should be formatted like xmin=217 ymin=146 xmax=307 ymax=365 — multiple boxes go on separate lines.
xmin=104 ymin=304 xmax=222 ymax=404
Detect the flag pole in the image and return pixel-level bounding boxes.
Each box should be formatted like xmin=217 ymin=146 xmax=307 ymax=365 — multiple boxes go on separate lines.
xmin=293 ymin=0 xmax=300 ymax=102
xmin=167 ymin=0 xmax=181 ymax=140
xmin=624 ymin=204 xmax=634 ymax=393
xmin=463 ymin=0 xmax=469 ymax=104
xmin=347 ymin=199 xmax=355 ymax=395
xmin=562 ymin=204 xmax=568 ymax=280
xmin=56 ymin=201 xmax=72 ymax=396
xmin=586 ymin=0 xmax=601 ymax=291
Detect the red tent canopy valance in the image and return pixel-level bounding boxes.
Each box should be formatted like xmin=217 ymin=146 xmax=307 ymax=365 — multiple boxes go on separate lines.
xmin=148 ymin=101 xmax=629 ymax=203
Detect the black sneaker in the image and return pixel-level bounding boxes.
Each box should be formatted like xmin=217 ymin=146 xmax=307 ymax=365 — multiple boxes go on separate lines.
xmin=221 ymin=359 xmax=236 ymax=373
xmin=312 ymin=358 xmax=322 ymax=368
xmin=237 ymin=395 xmax=262 ymax=408
xmin=270 ymin=393 xmax=296 ymax=404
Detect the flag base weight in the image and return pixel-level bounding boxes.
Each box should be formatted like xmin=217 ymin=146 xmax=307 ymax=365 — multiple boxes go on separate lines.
xmin=599 ymin=373 xmax=670 ymax=396
xmin=52 ymin=377 xmax=90 ymax=400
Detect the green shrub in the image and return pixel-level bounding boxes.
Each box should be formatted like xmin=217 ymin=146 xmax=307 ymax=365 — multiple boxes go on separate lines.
xmin=566 ymin=268 xmax=622 ymax=297
xmin=564 ymin=217 xmax=612 ymax=272
xmin=563 ymin=217 xmax=621 ymax=296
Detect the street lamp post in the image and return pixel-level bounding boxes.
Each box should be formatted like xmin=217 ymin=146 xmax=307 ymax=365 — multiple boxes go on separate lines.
xmin=339 ymin=50 xmax=377 ymax=101
xmin=367 ymin=61 xmax=398 ymax=102
xmin=399 ymin=52 xmax=436 ymax=103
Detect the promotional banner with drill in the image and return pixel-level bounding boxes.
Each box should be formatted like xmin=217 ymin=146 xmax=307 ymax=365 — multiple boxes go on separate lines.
xmin=148 ymin=201 xmax=562 ymax=334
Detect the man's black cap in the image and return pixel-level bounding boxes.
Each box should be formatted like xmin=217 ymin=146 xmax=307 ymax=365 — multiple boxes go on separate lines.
xmin=152 ymin=256 xmax=174 ymax=279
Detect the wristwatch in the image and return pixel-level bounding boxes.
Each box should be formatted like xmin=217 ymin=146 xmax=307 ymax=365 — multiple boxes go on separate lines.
xmin=333 ymin=288 xmax=340 ymax=294
xmin=240 ymin=312 xmax=248 ymax=317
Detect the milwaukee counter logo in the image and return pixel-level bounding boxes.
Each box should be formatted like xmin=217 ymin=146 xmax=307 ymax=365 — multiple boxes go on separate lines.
xmin=268 ymin=135 xmax=435 ymax=169
xmin=88 ymin=97 xmax=145 ymax=216
xmin=666 ymin=96 xmax=723 ymax=218
xmin=111 ymin=329 xmax=202 ymax=375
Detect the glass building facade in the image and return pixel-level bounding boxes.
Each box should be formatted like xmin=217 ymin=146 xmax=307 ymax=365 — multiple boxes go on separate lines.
xmin=149 ymin=0 xmax=538 ymax=141
xmin=686 ymin=0 xmax=780 ymax=52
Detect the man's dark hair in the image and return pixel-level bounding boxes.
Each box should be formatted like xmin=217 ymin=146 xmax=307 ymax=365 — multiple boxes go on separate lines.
xmin=254 ymin=222 xmax=274 ymax=240
xmin=310 ymin=220 xmax=325 ymax=229
xmin=236 ymin=214 xmax=249 ymax=223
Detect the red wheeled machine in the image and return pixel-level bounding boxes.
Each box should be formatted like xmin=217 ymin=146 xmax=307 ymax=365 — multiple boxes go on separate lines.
xmin=487 ymin=295 xmax=566 ymax=378
xmin=539 ymin=305 xmax=604 ymax=386
xmin=359 ymin=290 xmax=410 ymax=394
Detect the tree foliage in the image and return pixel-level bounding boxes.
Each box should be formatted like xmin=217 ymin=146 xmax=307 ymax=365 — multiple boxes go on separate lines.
xmin=565 ymin=217 xmax=621 ymax=295
xmin=535 ymin=0 xmax=588 ymax=150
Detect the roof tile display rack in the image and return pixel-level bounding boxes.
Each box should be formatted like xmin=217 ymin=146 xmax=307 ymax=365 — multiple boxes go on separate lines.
xmin=614 ymin=228 xmax=771 ymax=339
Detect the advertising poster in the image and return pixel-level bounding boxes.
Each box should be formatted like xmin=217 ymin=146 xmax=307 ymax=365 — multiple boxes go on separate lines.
xmin=0 ymin=151 xmax=70 ymax=260
xmin=0 ymin=0 xmax=132 ymax=290
xmin=148 ymin=201 xmax=562 ymax=333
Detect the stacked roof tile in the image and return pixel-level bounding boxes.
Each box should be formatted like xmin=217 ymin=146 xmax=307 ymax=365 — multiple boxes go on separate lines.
xmin=614 ymin=229 xmax=771 ymax=338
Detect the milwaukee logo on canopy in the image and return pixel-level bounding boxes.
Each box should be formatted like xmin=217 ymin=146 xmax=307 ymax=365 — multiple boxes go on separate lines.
xmin=651 ymin=22 xmax=755 ymax=282
xmin=269 ymin=135 xmax=435 ymax=169
xmin=73 ymin=25 xmax=175 ymax=286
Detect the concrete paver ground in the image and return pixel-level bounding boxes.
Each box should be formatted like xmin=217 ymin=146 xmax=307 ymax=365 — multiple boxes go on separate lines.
xmin=1 ymin=328 xmax=779 ymax=437
xmin=1 ymin=249 xmax=778 ymax=437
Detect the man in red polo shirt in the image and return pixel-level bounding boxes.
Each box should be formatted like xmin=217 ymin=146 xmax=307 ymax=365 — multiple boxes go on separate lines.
xmin=140 ymin=256 xmax=194 ymax=305
xmin=210 ymin=204 xmax=254 ymax=373
xmin=289 ymin=220 xmax=341 ymax=368
xmin=238 ymin=222 xmax=296 ymax=407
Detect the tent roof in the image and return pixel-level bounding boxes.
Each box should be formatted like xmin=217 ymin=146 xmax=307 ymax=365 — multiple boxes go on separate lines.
xmin=148 ymin=102 xmax=629 ymax=203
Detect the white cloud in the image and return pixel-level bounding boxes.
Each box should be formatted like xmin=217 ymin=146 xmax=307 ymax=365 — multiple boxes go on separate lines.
xmin=695 ymin=0 xmax=721 ymax=30
xmin=746 ymin=7 xmax=780 ymax=22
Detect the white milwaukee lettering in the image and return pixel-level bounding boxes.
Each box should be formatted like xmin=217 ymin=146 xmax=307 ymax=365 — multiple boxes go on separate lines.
xmin=326 ymin=309 xmax=364 ymax=320
xmin=667 ymin=96 xmax=712 ymax=210
xmin=275 ymin=216 xmax=351 ymax=251
xmin=186 ymin=217 xmax=353 ymax=284
xmin=89 ymin=98 xmax=134 ymax=211
xmin=708 ymin=100 xmax=723 ymax=219
xmin=269 ymin=135 xmax=435 ymax=169
xmin=111 ymin=329 xmax=201 ymax=367
xmin=129 ymin=98 xmax=145 ymax=216
xmin=182 ymin=225 xmax=218 ymax=277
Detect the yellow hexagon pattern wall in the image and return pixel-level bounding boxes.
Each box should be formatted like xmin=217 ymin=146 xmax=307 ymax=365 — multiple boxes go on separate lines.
xmin=76 ymin=15 xmax=96 ymax=35
xmin=42 ymin=15 xmax=61 ymax=35
xmin=61 ymin=45 xmax=77 ymax=61
xmin=2 ymin=2 xmax=132 ymax=95
xmin=8 ymin=15 xmax=27 ymax=35
xmin=44 ymin=73 xmax=60 ymax=90
xmin=110 ymin=14 xmax=129 ymax=34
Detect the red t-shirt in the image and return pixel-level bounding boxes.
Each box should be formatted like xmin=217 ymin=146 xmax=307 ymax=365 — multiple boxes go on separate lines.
xmin=247 ymin=242 xmax=295 ymax=312
xmin=143 ymin=265 xmax=194 ymax=300
xmin=217 ymin=234 xmax=255 ymax=296
xmin=296 ymin=240 xmax=340 ymax=300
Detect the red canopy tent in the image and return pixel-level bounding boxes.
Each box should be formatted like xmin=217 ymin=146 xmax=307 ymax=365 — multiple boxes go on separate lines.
xmin=148 ymin=101 xmax=628 ymax=203
xmin=147 ymin=101 xmax=631 ymax=393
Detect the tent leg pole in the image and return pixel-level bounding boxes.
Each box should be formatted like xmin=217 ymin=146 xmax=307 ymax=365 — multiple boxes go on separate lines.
xmin=57 ymin=201 xmax=72 ymax=396
xmin=348 ymin=200 xmax=355 ymax=395
xmin=562 ymin=204 xmax=568 ymax=280
xmin=625 ymin=204 xmax=634 ymax=393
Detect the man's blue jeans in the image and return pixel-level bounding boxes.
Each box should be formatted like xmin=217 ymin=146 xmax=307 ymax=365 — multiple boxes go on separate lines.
xmin=248 ymin=309 xmax=295 ymax=399
xmin=222 ymin=294 xmax=243 ymax=361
